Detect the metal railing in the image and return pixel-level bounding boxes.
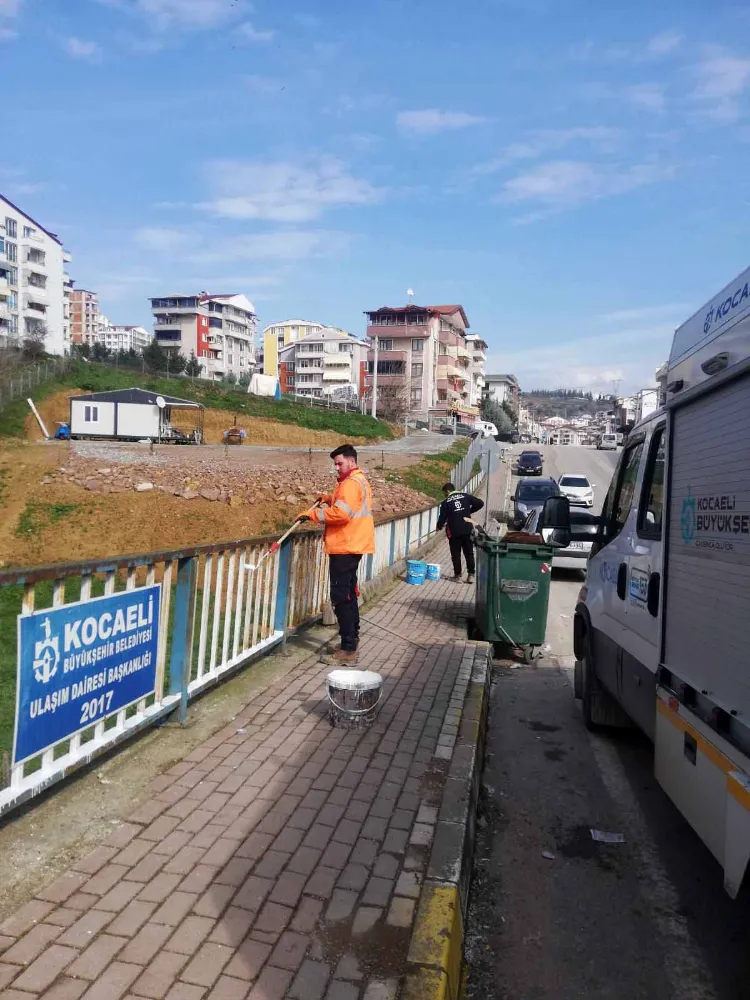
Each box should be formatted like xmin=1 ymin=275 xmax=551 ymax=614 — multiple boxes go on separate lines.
xmin=0 ymin=355 xmax=76 ymax=408
xmin=0 ymin=445 xmax=484 ymax=817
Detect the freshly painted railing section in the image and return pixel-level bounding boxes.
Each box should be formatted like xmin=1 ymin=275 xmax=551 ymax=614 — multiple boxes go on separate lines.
xmin=0 ymin=438 xmax=485 ymax=817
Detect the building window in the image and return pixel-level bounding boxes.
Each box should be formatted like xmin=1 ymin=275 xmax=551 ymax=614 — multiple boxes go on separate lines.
xmin=23 ymin=226 xmax=35 ymax=238
xmin=84 ymin=405 xmax=99 ymax=423
xmin=367 ymin=360 xmax=404 ymax=375
xmin=5 ymin=218 xmax=17 ymax=238
xmin=411 ymin=387 xmax=422 ymax=403
xmin=287 ymin=376 xmax=295 ymax=386
xmin=5 ymin=242 xmax=16 ymax=262
xmin=412 ymin=339 xmax=424 ymax=352
xmin=376 ymin=338 xmax=393 ymax=351
xmin=411 ymin=363 xmax=423 ymax=378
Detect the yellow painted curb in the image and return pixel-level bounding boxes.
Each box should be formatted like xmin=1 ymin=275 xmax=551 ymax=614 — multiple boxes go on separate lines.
xmin=407 ymin=883 xmax=463 ymax=1000
xmin=401 ymin=968 xmax=451 ymax=1000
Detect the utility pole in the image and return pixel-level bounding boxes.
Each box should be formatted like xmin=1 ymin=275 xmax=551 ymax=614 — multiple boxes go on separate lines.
xmin=371 ymin=334 xmax=379 ymax=419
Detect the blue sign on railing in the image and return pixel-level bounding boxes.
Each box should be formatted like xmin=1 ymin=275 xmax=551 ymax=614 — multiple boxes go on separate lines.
xmin=14 ymin=585 xmax=161 ymax=765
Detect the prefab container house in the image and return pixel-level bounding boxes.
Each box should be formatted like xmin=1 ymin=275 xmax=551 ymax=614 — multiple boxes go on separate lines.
xmin=69 ymin=387 xmax=204 ymax=443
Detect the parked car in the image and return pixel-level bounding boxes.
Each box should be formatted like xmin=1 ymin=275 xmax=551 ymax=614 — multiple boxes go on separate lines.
xmin=455 ymin=423 xmax=474 ymax=437
xmin=521 ymin=505 xmax=598 ymax=576
xmin=511 ymin=477 xmax=560 ymax=529
xmin=516 ymin=450 xmax=544 ymax=475
xmin=557 ymin=473 xmax=595 ymax=507
xmin=438 ymin=424 xmax=454 ymax=435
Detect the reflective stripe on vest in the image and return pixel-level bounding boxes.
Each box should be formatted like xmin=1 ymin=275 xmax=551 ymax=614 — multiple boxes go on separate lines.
xmin=350 ymin=472 xmax=373 ymax=518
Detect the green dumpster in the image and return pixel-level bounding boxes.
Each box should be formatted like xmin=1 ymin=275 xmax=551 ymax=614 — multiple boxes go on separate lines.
xmin=473 ymin=536 xmax=554 ymax=662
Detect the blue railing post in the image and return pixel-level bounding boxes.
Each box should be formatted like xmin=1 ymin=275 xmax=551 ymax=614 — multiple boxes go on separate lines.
xmin=169 ymin=555 xmax=198 ymax=723
xmin=274 ymin=537 xmax=293 ymax=650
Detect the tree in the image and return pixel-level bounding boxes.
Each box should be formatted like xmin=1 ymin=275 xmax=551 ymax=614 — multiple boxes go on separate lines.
xmin=222 ymin=371 xmax=237 ymax=386
xmin=22 ymin=322 xmax=47 ymax=361
xmin=142 ymin=337 xmax=165 ymax=371
xmin=168 ymin=351 xmax=187 ymax=375
xmin=238 ymin=370 xmax=251 ymax=388
xmin=502 ymin=399 xmax=518 ymax=428
xmin=371 ymin=384 xmax=407 ymax=422
xmin=185 ymin=351 xmax=203 ymax=378
xmin=481 ymin=396 xmax=512 ymax=434
xmin=73 ymin=342 xmax=91 ymax=360
xmin=91 ymin=341 xmax=111 ymax=361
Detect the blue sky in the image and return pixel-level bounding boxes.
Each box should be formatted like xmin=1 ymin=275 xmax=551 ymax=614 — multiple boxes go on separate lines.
xmin=2 ymin=0 xmax=750 ymax=393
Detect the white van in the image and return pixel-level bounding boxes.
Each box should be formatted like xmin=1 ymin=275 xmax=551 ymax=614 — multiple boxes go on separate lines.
xmin=597 ymin=433 xmax=618 ymax=450
xmin=475 ymin=421 xmax=498 ymax=438
xmin=572 ymin=266 xmax=750 ymax=898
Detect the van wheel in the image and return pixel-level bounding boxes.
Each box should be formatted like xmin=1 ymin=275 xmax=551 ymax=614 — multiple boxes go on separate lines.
xmin=579 ymin=628 xmax=631 ymax=731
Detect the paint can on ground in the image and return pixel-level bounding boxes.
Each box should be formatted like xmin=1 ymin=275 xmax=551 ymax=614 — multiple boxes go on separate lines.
xmin=425 ymin=563 xmax=441 ymax=581
xmin=406 ymin=560 xmax=427 ymax=585
xmin=326 ymin=670 xmax=383 ymax=728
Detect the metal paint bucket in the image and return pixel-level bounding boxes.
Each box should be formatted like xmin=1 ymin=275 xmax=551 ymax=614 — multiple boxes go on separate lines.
xmin=326 ymin=670 xmax=383 ymax=728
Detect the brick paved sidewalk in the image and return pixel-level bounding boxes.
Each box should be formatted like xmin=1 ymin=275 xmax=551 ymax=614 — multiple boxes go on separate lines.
xmin=0 ymin=538 xmax=488 ymax=1000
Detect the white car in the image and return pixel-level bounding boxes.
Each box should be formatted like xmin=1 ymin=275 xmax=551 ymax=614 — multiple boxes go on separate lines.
xmin=521 ymin=506 xmax=597 ymax=576
xmin=597 ymin=433 xmax=618 ymax=450
xmin=557 ymin=474 xmax=594 ymax=508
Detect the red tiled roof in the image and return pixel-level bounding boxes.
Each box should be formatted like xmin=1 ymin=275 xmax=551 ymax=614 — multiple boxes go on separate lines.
xmin=364 ymin=303 xmax=470 ymax=328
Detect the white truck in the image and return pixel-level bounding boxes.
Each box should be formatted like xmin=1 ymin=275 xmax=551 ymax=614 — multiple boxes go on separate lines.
xmin=572 ymin=266 xmax=750 ymax=897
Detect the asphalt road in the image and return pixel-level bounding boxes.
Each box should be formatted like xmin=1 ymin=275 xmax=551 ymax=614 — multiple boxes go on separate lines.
xmin=465 ymin=445 xmax=750 ymax=1000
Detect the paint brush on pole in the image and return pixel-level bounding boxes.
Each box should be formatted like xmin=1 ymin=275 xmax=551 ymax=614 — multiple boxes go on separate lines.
xmin=245 ymin=500 xmax=322 ymax=572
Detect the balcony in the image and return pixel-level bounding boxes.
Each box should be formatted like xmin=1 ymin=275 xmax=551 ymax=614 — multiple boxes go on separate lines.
xmin=25 ymin=251 xmax=46 ymax=267
xmin=323 ymin=355 xmax=351 ymax=366
xmin=367 ymin=323 xmax=429 ymax=339
xmin=323 ymin=370 xmax=350 ymax=381
xmin=23 ymin=230 xmax=44 ymax=245
xmin=24 ymin=292 xmax=47 ymax=311
xmin=456 ymin=347 xmax=470 ymax=361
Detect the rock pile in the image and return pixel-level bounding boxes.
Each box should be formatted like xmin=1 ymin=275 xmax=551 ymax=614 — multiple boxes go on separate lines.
xmin=45 ymin=460 xmax=435 ymax=515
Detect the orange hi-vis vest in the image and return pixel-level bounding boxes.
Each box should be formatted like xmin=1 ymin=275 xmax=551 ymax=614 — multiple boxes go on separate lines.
xmin=311 ymin=468 xmax=376 ymax=555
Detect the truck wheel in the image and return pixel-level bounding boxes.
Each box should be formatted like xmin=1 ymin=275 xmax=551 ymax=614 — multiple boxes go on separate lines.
xmin=579 ymin=634 xmax=598 ymax=731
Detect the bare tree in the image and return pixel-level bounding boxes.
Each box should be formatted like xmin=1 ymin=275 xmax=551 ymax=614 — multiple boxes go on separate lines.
xmin=22 ymin=322 xmax=47 ymax=361
xmin=369 ymin=384 xmax=408 ymax=422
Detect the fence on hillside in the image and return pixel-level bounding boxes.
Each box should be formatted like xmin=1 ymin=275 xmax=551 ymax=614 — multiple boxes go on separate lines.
xmin=0 ymin=439 xmax=485 ymax=817
xmin=0 ymin=356 xmax=76 ymax=409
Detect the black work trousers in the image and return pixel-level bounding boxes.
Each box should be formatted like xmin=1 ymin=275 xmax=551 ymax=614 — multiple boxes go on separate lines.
xmin=329 ymin=554 xmax=362 ymax=652
xmin=448 ymin=535 xmax=475 ymax=576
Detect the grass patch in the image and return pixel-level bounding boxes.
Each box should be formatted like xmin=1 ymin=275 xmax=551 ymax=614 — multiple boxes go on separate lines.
xmin=0 ymin=362 xmax=394 ymax=442
xmin=15 ymin=501 xmax=80 ymax=538
xmin=396 ymin=440 xmax=470 ymax=501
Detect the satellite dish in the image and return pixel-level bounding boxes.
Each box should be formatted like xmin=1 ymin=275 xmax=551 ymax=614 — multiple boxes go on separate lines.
xmin=155 ymin=396 xmax=166 ymax=409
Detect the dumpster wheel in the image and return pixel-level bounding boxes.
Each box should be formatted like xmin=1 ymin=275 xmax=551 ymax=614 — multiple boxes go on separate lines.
xmin=522 ymin=645 xmax=538 ymax=664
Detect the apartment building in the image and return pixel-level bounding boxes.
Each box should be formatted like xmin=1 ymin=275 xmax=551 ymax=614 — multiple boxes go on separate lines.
xmin=70 ymin=289 xmax=100 ymax=345
xmin=0 ymin=195 xmax=71 ymax=355
xmin=363 ymin=303 xmax=477 ymax=424
xmin=262 ymin=319 xmax=325 ymax=377
xmin=98 ymin=323 xmax=151 ymax=354
xmin=483 ymin=373 xmax=520 ymax=409
xmin=464 ymin=334 xmax=487 ymax=408
xmin=149 ymin=293 xmax=257 ymax=381
xmin=278 ymin=326 xmax=367 ymax=398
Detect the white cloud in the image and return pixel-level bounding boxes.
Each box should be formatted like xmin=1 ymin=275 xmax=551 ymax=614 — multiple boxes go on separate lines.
xmin=64 ymin=37 xmax=103 ymax=62
xmin=473 ymin=127 xmax=622 ymax=174
xmin=189 ymin=229 xmax=350 ymax=263
xmin=500 ymin=158 xmax=674 ymax=210
xmin=102 ymin=0 xmax=248 ymax=30
xmin=396 ymin=109 xmax=487 ymax=136
xmin=487 ymin=322 xmax=672 ymax=394
xmin=624 ymin=83 xmax=666 ymax=113
xmin=199 ymin=157 xmax=382 ymax=222
xmin=242 ymin=74 xmax=282 ymax=95
xmin=691 ymin=49 xmax=750 ymax=122
xmin=0 ymin=26 xmax=17 ymax=39
xmin=134 ymin=226 xmax=191 ymax=252
xmin=598 ymin=303 xmax=689 ymax=325
xmin=0 ymin=0 xmax=23 ymax=16
xmin=646 ymin=31 xmax=683 ymax=57
xmin=235 ymin=21 xmax=274 ymax=43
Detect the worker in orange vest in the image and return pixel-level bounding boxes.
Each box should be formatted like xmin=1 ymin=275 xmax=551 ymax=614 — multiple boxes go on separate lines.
xmin=300 ymin=444 xmax=375 ymax=664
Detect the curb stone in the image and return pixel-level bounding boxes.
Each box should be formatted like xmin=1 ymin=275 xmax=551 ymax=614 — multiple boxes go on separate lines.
xmin=401 ymin=646 xmax=491 ymax=1000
